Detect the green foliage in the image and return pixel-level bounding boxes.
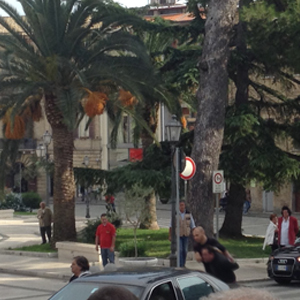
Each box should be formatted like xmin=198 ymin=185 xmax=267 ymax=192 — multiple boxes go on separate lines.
xmin=119 ymin=241 xmax=146 ymax=257
xmin=21 ymin=192 xmax=42 ymax=210
xmin=0 ymin=193 xmax=26 ymax=211
xmin=220 ymin=106 xmax=300 ymax=190
xmin=74 ymin=142 xmax=172 ymax=197
xmin=79 ymin=217 xmax=122 ymax=244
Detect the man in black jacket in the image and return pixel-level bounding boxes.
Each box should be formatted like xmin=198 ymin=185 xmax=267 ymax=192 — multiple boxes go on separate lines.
xmin=201 ymin=246 xmax=239 ymax=283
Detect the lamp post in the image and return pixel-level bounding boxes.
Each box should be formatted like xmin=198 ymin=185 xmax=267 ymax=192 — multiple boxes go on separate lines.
xmin=36 ymin=131 xmax=52 ymax=207
xmin=83 ymin=156 xmax=90 ymax=218
xmin=165 ymin=115 xmax=182 ymax=267
xmin=43 ymin=131 xmax=52 ymax=207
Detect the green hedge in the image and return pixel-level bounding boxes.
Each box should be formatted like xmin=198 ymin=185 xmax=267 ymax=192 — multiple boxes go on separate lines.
xmin=22 ymin=192 xmax=42 ymax=210
xmin=119 ymin=241 xmax=146 ymax=257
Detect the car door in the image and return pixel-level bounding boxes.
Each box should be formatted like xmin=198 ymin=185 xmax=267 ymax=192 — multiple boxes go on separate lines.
xmin=177 ymin=276 xmax=214 ymax=300
xmin=147 ymin=281 xmax=178 ymax=300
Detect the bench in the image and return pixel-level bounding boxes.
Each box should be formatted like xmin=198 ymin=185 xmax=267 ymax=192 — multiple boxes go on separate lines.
xmin=56 ymin=241 xmax=102 ymax=268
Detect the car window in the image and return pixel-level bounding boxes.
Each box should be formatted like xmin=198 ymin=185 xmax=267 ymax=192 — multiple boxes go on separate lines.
xmin=149 ymin=282 xmax=176 ymax=300
xmin=177 ymin=276 xmax=213 ymax=300
xmin=49 ymin=282 xmax=144 ymax=300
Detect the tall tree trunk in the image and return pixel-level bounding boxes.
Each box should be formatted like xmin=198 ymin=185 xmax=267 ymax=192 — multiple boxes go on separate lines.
xmin=140 ymin=103 xmax=160 ymax=230
xmin=140 ymin=191 xmax=160 ymax=230
xmin=219 ymin=183 xmax=245 ymax=237
xmin=45 ymin=94 xmax=76 ymax=242
xmin=220 ymin=0 xmax=250 ymax=237
xmin=189 ymin=0 xmax=239 ymax=237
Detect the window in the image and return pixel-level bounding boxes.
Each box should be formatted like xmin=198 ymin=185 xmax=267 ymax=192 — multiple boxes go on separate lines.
xmin=78 ymin=115 xmax=90 ymax=138
xmin=149 ymin=282 xmax=176 ymax=300
xmin=178 ymin=276 xmax=213 ymax=300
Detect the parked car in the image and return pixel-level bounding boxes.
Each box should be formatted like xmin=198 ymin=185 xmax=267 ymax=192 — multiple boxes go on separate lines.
xmin=49 ymin=267 xmax=229 ymax=300
xmin=267 ymin=240 xmax=300 ymax=284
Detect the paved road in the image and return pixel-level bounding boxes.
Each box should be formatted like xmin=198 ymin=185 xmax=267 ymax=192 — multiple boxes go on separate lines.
xmin=0 ymin=273 xmax=66 ymax=300
xmin=243 ymin=279 xmax=300 ymax=299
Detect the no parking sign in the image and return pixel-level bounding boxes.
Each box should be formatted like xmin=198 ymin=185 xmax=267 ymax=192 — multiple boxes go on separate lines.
xmin=213 ymin=170 xmax=225 ymax=194
xmin=180 ymin=157 xmax=196 ymax=180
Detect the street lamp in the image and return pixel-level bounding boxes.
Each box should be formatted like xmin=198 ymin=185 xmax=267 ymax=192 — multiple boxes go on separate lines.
xmin=83 ymin=156 xmax=90 ymax=218
xmin=36 ymin=130 xmax=52 ymax=207
xmin=165 ymin=115 xmax=182 ymax=267
xmin=43 ymin=131 xmax=52 ymax=207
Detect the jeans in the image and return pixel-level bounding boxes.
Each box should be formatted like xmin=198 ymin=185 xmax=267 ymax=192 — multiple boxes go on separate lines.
xmin=101 ymin=248 xmax=115 ymax=267
xmin=40 ymin=226 xmax=51 ymax=243
xmin=179 ymin=236 xmax=189 ymax=267
xmin=243 ymin=201 xmax=251 ymax=214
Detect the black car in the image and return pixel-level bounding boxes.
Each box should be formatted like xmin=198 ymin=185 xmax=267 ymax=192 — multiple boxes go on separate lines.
xmin=268 ymin=243 xmax=300 ymax=284
xmin=49 ymin=267 xmax=229 ymax=300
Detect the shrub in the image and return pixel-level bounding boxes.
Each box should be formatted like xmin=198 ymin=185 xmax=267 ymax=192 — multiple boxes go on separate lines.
xmin=0 ymin=193 xmax=27 ymax=211
xmin=119 ymin=241 xmax=146 ymax=257
xmin=22 ymin=192 xmax=42 ymax=210
xmin=79 ymin=216 xmax=122 ymax=244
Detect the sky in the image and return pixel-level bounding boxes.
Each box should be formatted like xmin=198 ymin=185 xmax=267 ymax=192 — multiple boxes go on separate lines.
xmin=0 ymin=0 xmax=150 ymax=16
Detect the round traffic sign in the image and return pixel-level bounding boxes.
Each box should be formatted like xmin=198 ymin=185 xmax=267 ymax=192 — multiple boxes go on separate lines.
xmin=213 ymin=172 xmax=223 ymax=184
xmin=180 ymin=157 xmax=196 ymax=180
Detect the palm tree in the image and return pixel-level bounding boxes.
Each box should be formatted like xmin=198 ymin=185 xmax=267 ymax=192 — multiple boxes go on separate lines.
xmin=0 ymin=0 xmax=164 ymax=242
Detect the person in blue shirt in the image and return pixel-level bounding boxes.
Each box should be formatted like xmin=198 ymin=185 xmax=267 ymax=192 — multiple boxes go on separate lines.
xmin=169 ymin=201 xmax=196 ymax=267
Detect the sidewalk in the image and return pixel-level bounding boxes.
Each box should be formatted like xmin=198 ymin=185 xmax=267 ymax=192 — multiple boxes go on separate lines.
xmin=0 ymin=214 xmax=270 ymax=283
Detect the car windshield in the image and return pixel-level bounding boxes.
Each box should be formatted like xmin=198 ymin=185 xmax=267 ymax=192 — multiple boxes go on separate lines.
xmin=49 ymin=282 xmax=144 ymax=300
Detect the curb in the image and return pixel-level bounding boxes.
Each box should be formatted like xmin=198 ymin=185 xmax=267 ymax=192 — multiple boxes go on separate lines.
xmin=0 ymin=250 xmax=58 ymax=258
xmin=0 ymin=268 xmax=69 ymax=281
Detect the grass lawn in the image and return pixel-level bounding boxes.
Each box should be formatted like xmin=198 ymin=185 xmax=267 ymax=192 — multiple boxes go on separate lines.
xmin=14 ymin=211 xmax=37 ymax=216
xmin=12 ymin=227 xmax=270 ymax=259
xmin=115 ymin=228 xmax=270 ymax=259
xmin=220 ymin=237 xmax=271 ymax=259
xmin=13 ymin=243 xmax=56 ymax=252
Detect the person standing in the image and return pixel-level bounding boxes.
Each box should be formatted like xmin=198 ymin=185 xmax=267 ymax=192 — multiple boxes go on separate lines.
xmin=278 ymin=205 xmax=299 ymax=247
xmin=169 ymin=201 xmax=196 ymax=267
xmin=262 ymin=213 xmax=278 ymax=252
xmin=95 ymin=213 xmax=116 ymax=267
xmin=87 ymin=286 xmax=138 ymax=300
xmin=243 ymin=189 xmax=251 ymax=214
xmin=105 ymin=194 xmax=116 ymax=212
xmin=37 ymin=201 xmax=52 ymax=244
xmin=69 ymin=256 xmax=91 ymax=282
xmin=200 ymin=246 xmax=239 ymax=284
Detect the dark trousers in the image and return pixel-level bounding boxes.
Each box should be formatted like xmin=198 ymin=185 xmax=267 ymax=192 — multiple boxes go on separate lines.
xmin=40 ymin=226 xmax=51 ymax=243
xmin=101 ymin=248 xmax=115 ymax=267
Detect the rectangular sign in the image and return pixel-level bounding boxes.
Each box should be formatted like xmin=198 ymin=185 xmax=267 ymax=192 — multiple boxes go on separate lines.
xmin=213 ymin=170 xmax=225 ymax=194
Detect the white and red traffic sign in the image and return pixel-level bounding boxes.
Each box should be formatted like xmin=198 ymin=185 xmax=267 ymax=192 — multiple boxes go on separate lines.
xmin=180 ymin=157 xmax=196 ymax=180
xmin=213 ymin=170 xmax=225 ymax=194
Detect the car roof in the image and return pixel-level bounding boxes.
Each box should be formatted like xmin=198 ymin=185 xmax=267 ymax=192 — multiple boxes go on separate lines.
xmin=76 ymin=267 xmax=208 ymax=287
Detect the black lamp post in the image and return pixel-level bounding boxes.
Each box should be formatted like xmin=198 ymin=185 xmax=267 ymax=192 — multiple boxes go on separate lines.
xmin=165 ymin=115 xmax=182 ymax=267
xmin=83 ymin=156 xmax=90 ymax=218
xmin=43 ymin=131 xmax=52 ymax=207
xmin=36 ymin=131 xmax=52 ymax=207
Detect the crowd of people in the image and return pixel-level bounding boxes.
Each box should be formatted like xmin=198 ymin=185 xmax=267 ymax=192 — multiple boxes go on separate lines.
xmin=262 ymin=205 xmax=299 ymax=251
xmin=36 ymin=192 xmax=299 ymax=299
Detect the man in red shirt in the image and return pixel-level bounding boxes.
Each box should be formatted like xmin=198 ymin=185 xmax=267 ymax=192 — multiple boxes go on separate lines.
xmin=95 ymin=213 xmax=116 ymax=267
